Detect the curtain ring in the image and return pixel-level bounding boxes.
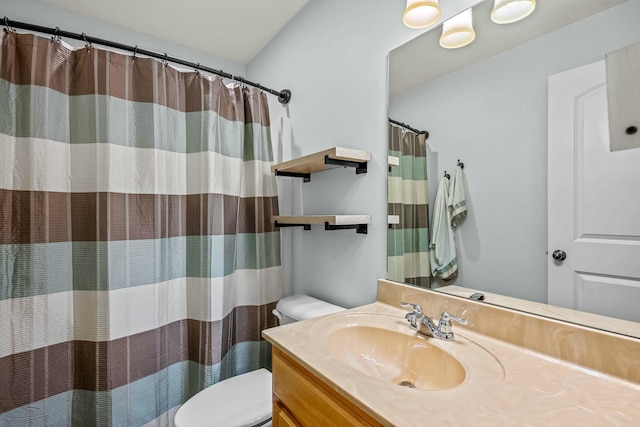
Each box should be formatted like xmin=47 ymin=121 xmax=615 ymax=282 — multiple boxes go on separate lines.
xmin=163 ymin=53 xmax=168 ymax=67
xmin=195 ymin=63 xmax=200 ymax=74
xmin=82 ymin=32 xmax=92 ymax=50
xmin=51 ymin=27 xmax=61 ymax=44
xmin=234 ymin=76 xmax=246 ymax=88
xmin=4 ymin=17 xmax=14 ymax=33
xmin=132 ymin=45 xmax=138 ymax=59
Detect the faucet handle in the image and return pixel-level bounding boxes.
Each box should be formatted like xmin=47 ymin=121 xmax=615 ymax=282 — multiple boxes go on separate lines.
xmin=440 ymin=312 xmax=468 ymax=325
xmin=437 ymin=312 xmax=468 ymax=335
xmin=401 ymin=302 xmax=423 ymax=330
xmin=400 ymin=302 xmax=422 ymax=314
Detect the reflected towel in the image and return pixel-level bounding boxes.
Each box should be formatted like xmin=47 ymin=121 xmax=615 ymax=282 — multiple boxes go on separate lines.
xmin=430 ymin=176 xmax=458 ymax=281
xmin=448 ymin=165 xmax=467 ymax=227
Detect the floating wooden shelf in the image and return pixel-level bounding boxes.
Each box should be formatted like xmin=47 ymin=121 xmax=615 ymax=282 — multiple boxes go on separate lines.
xmin=273 ymin=215 xmax=371 ymax=234
xmin=272 ymin=147 xmax=371 ymax=182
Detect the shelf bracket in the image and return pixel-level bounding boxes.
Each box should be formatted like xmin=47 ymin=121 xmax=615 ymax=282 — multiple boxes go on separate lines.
xmin=324 ymin=156 xmax=368 ymax=175
xmin=274 ymin=171 xmax=311 ymax=182
xmin=324 ymin=222 xmax=368 ymax=234
xmin=275 ymin=222 xmax=311 ymax=230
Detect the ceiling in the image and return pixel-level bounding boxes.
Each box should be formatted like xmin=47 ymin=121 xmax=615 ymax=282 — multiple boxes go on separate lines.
xmin=38 ymin=0 xmax=309 ymax=64
xmin=389 ymin=0 xmax=627 ymax=97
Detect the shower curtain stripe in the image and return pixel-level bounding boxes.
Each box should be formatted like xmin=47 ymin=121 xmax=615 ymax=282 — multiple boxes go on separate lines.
xmin=0 ymin=235 xmax=281 ymax=298
xmin=0 ymin=344 xmax=271 ymax=427
xmin=0 ymin=31 xmax=282 ymax=426
xmin=0 ymin=33 xmax=270 ymax=121
xmin=0 ymin=308 xmax=279 ymax=413
xmin=0 ymin=191 xmax=280 ymax=244
xmin=0 ymin=136 xmax=279 ymax=196
xmin=0 ymin=278 xmax=277 ymax=354
xmin=0 ymin=268 xmax=283 ymax=358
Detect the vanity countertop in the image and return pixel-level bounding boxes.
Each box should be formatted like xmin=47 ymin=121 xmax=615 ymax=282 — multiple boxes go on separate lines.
xmin=263 ymin=299 xmax=640 ymax=426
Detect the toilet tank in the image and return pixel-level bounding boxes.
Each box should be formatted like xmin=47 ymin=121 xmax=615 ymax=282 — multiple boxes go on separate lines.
xmin=272 ymin=294 xmax=345 ymax=325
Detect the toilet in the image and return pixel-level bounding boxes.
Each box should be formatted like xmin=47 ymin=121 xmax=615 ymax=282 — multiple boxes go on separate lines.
xmin=174 ymin=294 xmax=345 ymax=427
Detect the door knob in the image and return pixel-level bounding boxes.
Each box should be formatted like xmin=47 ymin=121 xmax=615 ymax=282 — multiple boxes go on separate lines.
xmin=552 ymin=250 xmax=567 ymax=261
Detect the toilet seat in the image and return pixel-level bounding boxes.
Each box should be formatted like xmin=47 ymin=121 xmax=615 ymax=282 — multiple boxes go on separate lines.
xmin=174 ymin=368 xmax=272 ymax=427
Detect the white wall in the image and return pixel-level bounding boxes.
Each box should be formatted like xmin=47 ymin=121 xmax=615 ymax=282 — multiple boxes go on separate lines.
xmin=389 ymin=0 xmax=640 ymax=303
xmin=248 ymin=0 xmax=479 ymax=308
xmin=2 ymin=0 xmax=245 ymax=76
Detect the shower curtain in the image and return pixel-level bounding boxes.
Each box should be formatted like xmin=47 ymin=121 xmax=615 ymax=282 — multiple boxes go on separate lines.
xmin=0 ymin=31 xmax=282 ymax=426
xmin=388 ymin=123 xmax=431 ymax=287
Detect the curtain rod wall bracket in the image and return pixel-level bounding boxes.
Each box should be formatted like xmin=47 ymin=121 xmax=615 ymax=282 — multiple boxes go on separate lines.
xmin=278 ymin=89 xmax=292 ymax=105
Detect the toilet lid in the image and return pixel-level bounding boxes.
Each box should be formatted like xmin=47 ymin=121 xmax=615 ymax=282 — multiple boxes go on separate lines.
xmin=275 ymin=294 xmax=345 ymax=321
xmin=174 ymin=369 xmax=272 ymax=427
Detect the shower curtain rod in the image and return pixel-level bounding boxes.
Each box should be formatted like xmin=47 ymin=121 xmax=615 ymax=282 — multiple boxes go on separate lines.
xmin=389 ymin=118 xmax=429 ymax=138
xmin=1 ymin=16 xmax=292 ymax=105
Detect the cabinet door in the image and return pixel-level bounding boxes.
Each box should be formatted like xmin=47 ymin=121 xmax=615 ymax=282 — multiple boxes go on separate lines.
xmin=272 ymin=348 xmax=380 ymax=427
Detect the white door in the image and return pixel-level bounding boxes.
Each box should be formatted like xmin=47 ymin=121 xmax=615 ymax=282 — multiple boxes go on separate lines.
xmin=548 ymin=61 xmax=640 ymax=323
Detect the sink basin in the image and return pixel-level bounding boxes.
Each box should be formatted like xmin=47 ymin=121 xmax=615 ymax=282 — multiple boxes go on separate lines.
xmin=326 ymin=325 xmax=466 ymax=390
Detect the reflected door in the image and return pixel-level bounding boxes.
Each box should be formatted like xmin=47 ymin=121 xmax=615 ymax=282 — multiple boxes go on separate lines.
xmin=548 ymin=61 xmax=640 ymax=323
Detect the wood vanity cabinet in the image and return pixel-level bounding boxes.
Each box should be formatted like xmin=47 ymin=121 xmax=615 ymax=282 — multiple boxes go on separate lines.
xmin=272 ymin=348 xmax=383 ymax=427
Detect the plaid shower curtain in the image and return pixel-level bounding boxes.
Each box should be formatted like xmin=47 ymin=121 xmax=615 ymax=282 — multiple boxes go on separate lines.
xmin=388 ymin=123 xmax=431 ymax=287
xmin=0 ymin=30 xmax=282 ymax=426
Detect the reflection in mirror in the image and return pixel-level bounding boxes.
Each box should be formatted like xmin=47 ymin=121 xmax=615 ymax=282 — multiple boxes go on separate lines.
xmin=387 ymin=0 xmax=640 ymax=337
xmin=387 ymin=123 xmax=430 ymax=287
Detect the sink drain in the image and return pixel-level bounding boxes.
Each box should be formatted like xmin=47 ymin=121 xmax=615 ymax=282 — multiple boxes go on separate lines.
xmin=398 ymin=380 xmax=415 ymax=388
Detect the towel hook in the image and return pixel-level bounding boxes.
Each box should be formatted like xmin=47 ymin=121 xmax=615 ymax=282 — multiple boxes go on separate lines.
xmin=457 ymin=159 xmax=464 ymax=169
xmin=444 ymin=171 xmax=450 ymax=179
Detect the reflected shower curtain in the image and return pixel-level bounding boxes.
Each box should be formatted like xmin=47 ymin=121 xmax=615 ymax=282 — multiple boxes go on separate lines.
xmin=388 ymin=124 xmax=430 ymax=287
xmin=0 ymin=31 xmax=281 ymax=426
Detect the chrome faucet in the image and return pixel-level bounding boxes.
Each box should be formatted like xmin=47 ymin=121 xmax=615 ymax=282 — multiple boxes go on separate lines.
xmin=400 ymin=302 xmax=468 ymax=341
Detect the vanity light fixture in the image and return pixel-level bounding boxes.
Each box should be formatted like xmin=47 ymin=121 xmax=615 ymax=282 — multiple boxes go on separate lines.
xmin=490 ymin=0 xmax=536 ymax=24
xmin=439 ymin=9 xmax=476 ymax=49
xmin=402 ymin=0 xmax=441 ymax=29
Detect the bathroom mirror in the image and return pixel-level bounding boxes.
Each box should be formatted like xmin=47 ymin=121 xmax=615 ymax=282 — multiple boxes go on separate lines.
xmin=387 ymin=0 xmax=640 ymax=338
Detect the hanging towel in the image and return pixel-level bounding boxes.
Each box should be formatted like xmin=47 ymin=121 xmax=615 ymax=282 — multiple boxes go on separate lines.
xmin=448 ymin=165 xmax=467 ymax=227
xmin=430 ymin=176 xmax=458 ymax=281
